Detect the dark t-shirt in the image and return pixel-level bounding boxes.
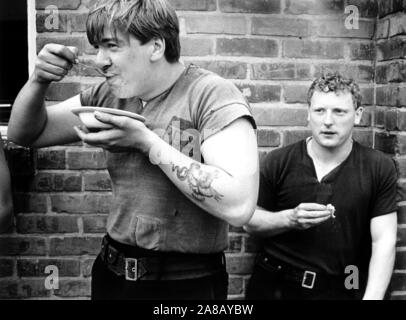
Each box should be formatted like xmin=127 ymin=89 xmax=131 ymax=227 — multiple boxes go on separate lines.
xmin=258 ymin=139 xmax=397 ymax=275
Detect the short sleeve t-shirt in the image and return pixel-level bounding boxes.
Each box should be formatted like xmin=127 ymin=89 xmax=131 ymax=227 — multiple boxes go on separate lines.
xmin=258 ymin=140 xmax=398 ymax=275
xmin=80 ymin=64 xmax=256 ymax=253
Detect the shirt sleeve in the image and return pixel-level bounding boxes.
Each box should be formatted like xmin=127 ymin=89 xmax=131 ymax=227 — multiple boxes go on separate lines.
xmin=371 ymin=156 xmax=398 ymax=218
xmin=192 ymin=74 xmax=256 ymax=143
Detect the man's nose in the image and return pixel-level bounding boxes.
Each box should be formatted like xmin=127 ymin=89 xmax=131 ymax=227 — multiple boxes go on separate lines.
xmin=323 ymin=111 xmax=334 ymax=126
xmin=95 ymin=49 xmax=112 ymax=71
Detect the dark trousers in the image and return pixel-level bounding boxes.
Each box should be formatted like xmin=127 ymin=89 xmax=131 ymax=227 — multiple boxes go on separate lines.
xmin=91 ymin=254 xmax=229 ymax=300
xmin=246 ymin=262 xmax=364 ymax=300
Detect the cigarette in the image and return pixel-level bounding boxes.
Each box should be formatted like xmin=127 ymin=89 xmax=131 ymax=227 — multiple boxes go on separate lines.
xmin=327 ymin=204 xmax=336 ymax=218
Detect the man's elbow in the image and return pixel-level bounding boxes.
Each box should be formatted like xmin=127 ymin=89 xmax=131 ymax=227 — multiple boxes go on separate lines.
xmin=225 ymin=198 xmax=256 ymax=228
xmin=7 ymin=128 xmax=34 ymax=147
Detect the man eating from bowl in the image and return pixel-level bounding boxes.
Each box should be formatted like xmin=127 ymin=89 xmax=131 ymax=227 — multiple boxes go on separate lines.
xmin=8 ymin=0 xmax=259 ymax=300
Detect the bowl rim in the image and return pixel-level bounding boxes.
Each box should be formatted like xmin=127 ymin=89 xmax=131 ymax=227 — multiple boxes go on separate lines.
xmin=71 ymin=106 xmax=146 ymax=123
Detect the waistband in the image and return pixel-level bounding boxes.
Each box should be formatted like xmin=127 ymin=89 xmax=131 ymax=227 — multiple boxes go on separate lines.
xmin=99 ymin=235 xmax=226 ymax=281
xmin=257 ymin=252 xmax=348 ymax=291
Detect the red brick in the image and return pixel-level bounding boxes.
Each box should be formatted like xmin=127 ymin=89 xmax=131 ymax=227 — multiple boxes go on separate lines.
xmin=376 ymin=19 xmax=389 ymax=39
xmin=228 ymin=276 xmax=243 ymax=295
xmin=374 ymin=132 xmax=398 ymax=154
xmin=46 ymin=82 xmax=82 ymax=101
xmin=378 ymin=0 xmax=405 ymax=17
xmin=226 ymin=254 xmax=255 ymax=274
xmin=353 ymin=129 xmax=373 ymax=147
xmin=361 ymin=87 xmax=374 ymax=105
xmin=376 ymin=62 xmax=406 ymax=84
xmin=375 ymin=108 xmax=385 ymax=128
xmin=398 ymin=205 xmax=406 ymax=223
xmin=314 ymin=19 xmax=375 ymax=39
xmin=82 ymin=258 xmax=96 ymax=277
xmin=13 ymin=194 xmax=48 ymax=214
xmin=257 ymin=129 xmax=281 ymax=148
xmin=398 ymin=228 xmax=406 ymax=246
xmin=0 ymin=279 xmax=50 ymax=299
xmin=349 ymin=42 xmax=375 ymax=60
xmin=244 ymin=235 xmax=261 ymax=253
xmin=169 ymin=0 xmax=217 ymax=11
xmin=5 ymin=146 xmax=35 ymax=176
xmin=82 ymin=215 xmax=108 ymax=233
xmin=314 ymin=63 xmax=374 ymax=83
xmin=16 ymin=215 xmax=79 ymax=234
xmin=346 ymin=0 xmax=378 ymax=18
xmin=180 ymin=37 xmax=214 ymax=56
xmin=226 ymin=234 xmax=243 ymax=253
xmin=377 ymin=38 xmax=406 ymax=61
xmin=283 ymin=129 xmax=312 ymax=146
xmin=51 ymin=194 xmax=112 ymax=214
xmin=283 ymin=40 xmax=344 ymax=59
xmin=191 ymin=61 xmax=247 ymax=79
xmin=17 ymin=259 xmax=80 ymax=277
xmin=251 ymin=17 xmax=310 ymax=37
xmin=37 ymin=150 xmax=66 ymax=169
xmin=284 ymin=85 xmax=309 ymax=104
xmin=395 ymin=158 xmax=406 ymax=178
xmin=36 ymin=12 xmax=88 ymax=33
xmin=185 ymin=16 xmax=246 ymax=35
xmin=55 ymin=279 xmax=91 ymax=297
xmin=252 ymin=106 xmax=308 ymax=126
xmin=376 ymin=86 xmax=406 ymax=107
xmin=0 ymin=237 xmax=46 ymax=256
xmin=395 ymin=251 xmax=406 ymax=270
xmin=49 ymin=236 xmax=103 ymax=256
xmin=385 ymin=109 xmax=406 ymax=131
xmin=398 ymin=180 xmax=406 ymax=201
xmin=36 ymin=35 xmax=96 ymax=56
xmin=251 ymin=63 xmax=311 ymax=80
xmin=389 ymin=13 xmax=406 ymax=37
xmin=67 ymin=150 xmax=107 ymax=169
xmin=219 ymin=0 xmax=281 ymax=13
xmin=237 ymin=84 xmax=281 ymax=103
xmin=217 ymin=38 xmax=278 ymax=57
xmin=36 ymin=0 xmax=81 ymax=9
xmin=390 ymin=273 xmax=406 ymax=291
xmin=84 ymin=172 xmax=112 ymax=191
xmin=0 ymin=259 xmax=14 ymax=277
xmin=22 ymin=172 xmax=82 ymax=192
xmin=285 ymin=0 xmax=344 ymax=14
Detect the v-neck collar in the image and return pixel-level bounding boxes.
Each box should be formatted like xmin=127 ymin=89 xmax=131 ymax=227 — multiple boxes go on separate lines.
xmin=302 ymin=138 xmax=356 ymax=183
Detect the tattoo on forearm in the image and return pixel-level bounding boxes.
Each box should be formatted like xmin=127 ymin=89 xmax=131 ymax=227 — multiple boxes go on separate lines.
xmin=171 ymin=162 xmax=224 ymax=202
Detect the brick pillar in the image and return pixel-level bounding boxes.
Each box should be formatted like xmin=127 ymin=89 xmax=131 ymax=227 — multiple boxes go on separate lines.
xmin=375 ymin=0 xmax=406 ymax=300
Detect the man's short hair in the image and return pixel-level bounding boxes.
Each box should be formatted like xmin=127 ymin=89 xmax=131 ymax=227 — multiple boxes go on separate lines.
xmin=86 ymin=0 xmax=181 ymax=63
xmin=307 ymin=73 xmax=362 ymax=109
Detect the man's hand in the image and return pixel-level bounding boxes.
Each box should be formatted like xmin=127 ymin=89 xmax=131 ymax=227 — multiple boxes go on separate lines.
xmin=33 ymin=44 xmax=78 ymax=84
xmin=287 ymin=203 xmax=332 ymax=230
xmin=73 ymin=111 xmax=158 ymax=153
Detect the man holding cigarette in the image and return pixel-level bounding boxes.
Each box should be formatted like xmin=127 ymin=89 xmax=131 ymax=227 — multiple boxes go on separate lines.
xmin=244 ymin=73 xmax=397 ymax=300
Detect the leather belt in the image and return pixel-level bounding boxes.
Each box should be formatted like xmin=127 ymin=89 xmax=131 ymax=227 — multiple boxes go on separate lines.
xmin=257 ymin=252 xmax=346 ymax=291
xmin=99 ymin=236 xmax=225 ymax=281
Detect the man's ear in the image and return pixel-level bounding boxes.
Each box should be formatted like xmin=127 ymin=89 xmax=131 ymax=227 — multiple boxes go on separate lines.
xmin=354 ymin=106 xmax=364 ymax=125
xmin=150 ymin=38 xmax=165 ymax=62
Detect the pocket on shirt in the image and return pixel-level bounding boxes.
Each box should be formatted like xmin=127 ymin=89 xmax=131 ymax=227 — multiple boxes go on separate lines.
xmin=134 ymin=215 xmax=162 ymax=250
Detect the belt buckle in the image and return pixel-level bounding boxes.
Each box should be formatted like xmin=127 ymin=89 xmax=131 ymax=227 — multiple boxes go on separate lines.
xmin=301 ymin=270 xmax=316 ymax=289
xmin=125 ymin=258 xmax=138 ymax=282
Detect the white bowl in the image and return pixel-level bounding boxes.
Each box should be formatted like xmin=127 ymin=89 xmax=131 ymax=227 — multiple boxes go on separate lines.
xmin=71 ymin=106 xmax=145 ymax=130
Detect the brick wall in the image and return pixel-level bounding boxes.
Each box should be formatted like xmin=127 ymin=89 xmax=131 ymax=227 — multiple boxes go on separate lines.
xmin=376 ymin=0 xmax=406 ymax=300
xmin=0 ymin=0 xmax=404 ymax=300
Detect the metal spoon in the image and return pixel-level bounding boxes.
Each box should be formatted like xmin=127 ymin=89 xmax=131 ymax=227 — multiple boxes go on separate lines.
xmin=75 ymin=60 xmax=105 ymax=77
